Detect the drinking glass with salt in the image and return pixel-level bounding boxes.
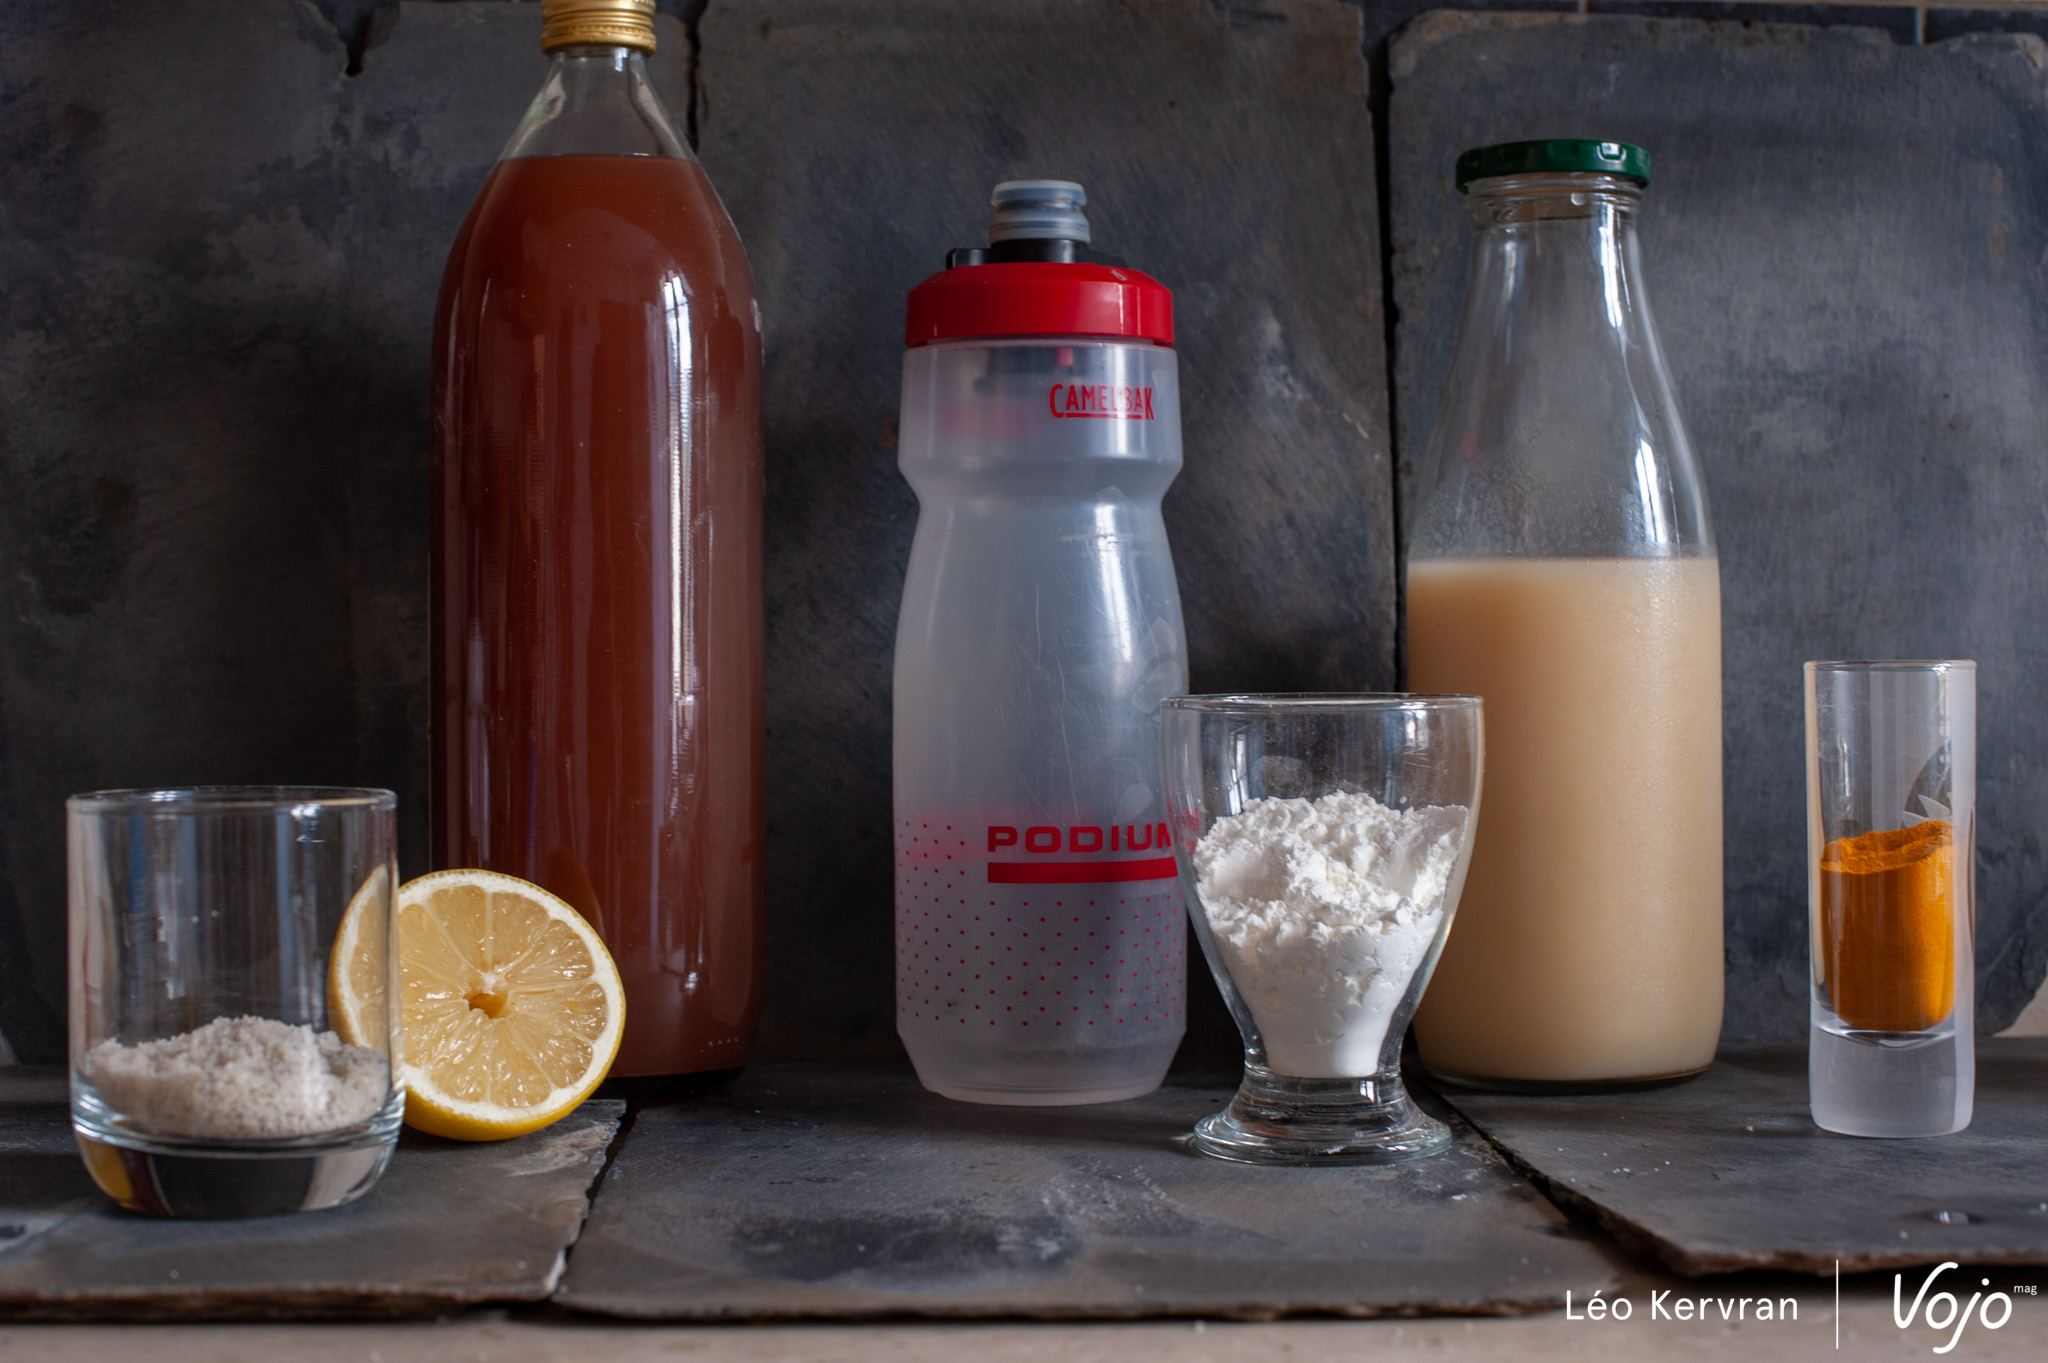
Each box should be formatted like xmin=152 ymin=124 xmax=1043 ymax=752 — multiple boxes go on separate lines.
xmin=68 ymin=787 xmax=402 ymax=1216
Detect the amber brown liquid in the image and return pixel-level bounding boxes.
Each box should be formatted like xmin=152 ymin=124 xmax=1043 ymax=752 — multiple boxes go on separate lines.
xmin=432 ymin=154 xmax=764 ymax=1076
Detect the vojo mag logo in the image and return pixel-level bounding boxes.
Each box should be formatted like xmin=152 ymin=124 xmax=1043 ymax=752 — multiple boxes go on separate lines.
xmin=1892 ymin=1262 xmax=2020 ymax=1354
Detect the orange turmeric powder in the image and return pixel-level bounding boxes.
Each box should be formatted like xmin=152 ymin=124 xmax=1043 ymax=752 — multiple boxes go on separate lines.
xmin=1818 ymin=820 xmax=1954 ymax=1032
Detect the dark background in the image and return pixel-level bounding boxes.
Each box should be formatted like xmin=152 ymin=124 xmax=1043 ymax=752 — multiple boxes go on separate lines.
xmin=1 ymin=0 xmax=2042 ymax=1066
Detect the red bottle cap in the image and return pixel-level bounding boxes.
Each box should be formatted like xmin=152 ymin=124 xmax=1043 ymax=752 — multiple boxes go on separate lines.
xmin=905 ymin=262 xmax=1175 ymax=347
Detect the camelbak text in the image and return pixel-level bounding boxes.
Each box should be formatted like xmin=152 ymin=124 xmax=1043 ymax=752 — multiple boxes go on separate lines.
xmin=1049 ymin=383 xmax=1155 ymax=420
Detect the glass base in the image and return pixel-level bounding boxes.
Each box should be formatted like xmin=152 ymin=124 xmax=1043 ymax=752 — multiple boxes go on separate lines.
xmin=1188 ymin=1066 xmax=1450 ymax=1166
xmin=1810 ymin=1017 xmax=1972 ymax=1138
xmin=74 ymin=1107 xmax=401 ymax=1218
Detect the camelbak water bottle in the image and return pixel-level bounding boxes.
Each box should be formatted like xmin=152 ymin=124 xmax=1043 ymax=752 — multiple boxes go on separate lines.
xmin=893 ymin=181 xmax=1189 ymax=1105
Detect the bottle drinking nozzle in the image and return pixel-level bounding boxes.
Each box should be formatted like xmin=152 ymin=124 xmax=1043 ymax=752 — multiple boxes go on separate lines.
xmin=988 ymin=180 xmax=1091 ymax=245
xmin=946 ymin=179 xmax=1110 ymax=267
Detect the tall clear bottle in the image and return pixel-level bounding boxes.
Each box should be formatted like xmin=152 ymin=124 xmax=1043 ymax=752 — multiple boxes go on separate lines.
xmin=431 ymin=0 xmax=765 ymax=1077
xmin=1406 ymin=140 xmax=1722 ymax=1089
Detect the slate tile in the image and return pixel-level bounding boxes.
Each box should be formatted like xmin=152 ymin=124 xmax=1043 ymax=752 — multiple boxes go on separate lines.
xmin=1445 ymin=1041 xmax=2048 ymax=1274
xmin=0 ymin=1072 xmax=624 ymax=1319
xmin=555 ymin=1063 xmax=1616 ymax=1319
xmin=697 ymin=0 xmax=1395 ymax=1068
xmin=1587 ymin=2 xmax=1920 ymax=45
xmin=1925 ymin=7 xmax=2048 ymax=43
xmin=1349 ymin=0 xmax=1582 ymax=52
xmin=0 ymin=0 xmax=355 ymax=1066
xmin=1389 ymin=13 xmax=2048 ymax=1041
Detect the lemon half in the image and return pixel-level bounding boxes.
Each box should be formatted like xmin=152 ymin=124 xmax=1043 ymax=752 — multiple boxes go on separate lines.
xmin=328 ymin=865 xmax=393 ymax=1059
xmin=332 ymin=868 xmax=624 ymax=1141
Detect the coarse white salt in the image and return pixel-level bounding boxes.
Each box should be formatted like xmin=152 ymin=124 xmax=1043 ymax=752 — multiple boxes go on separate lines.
xmin=86 ymin=1015 xmax=386 ymax=1141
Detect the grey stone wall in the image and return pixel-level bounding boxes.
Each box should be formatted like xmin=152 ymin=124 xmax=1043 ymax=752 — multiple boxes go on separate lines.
xmin=0 ymin=0 xmax=2042 ymax=1063
xmin=0 ymin=1 xmax=688 ymax=1060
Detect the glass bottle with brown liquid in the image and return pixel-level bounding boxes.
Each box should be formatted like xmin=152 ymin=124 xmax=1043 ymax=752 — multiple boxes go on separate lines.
xmin=431 ymin=0 xmax=764 ymax=1077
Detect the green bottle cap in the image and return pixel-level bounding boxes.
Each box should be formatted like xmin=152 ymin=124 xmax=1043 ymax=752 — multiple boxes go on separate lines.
xmin=1455 ymin=139 xmax=1651 ymax=190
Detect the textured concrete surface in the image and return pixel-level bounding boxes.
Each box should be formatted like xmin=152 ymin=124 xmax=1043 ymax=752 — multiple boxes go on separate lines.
xmin=697 ymin=0 xmax=1395 ymax=1066
xmin=1389 ymin=13 xmax=2048 ymax=1042
xmin=1446 ymin=1041 xmax=2048 ymax=1275
xmin=556 ymin=1063 xmax=1614 ymax=1319
xmin=0 ymin=1071 xmax=622 ymax=1319
xmin=0 ymin=1 xmax=686 ymax=1064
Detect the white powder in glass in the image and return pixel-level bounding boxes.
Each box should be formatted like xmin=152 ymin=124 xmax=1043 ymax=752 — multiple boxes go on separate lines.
xmin=87 ymin=1015 xmax=386 ymax=1141
xmin=1194 ymin=791 xmax=1469 ymax=1078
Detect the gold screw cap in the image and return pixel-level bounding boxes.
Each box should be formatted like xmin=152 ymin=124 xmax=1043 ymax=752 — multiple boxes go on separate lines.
xmin=541 ymin=0 xmax=657 ymax=53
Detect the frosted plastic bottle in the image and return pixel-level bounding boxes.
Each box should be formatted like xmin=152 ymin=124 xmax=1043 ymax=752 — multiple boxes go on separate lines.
xmin=894 ymin=182 xmax=1189 ymax=1105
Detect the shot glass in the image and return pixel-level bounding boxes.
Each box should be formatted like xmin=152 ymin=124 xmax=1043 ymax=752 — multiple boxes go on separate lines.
xmin=1161 ymin=695 xmax=1483 ymax=1164
xmin=1805 ymin=662 xmax=1975 ymax=1138
xmin=68 ymin=787 xmax=402 ymax=1216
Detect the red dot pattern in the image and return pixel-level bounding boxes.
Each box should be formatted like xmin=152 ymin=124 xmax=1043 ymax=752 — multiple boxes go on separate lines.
xmin=894 ymin=816 xmax=1187 ymax=1037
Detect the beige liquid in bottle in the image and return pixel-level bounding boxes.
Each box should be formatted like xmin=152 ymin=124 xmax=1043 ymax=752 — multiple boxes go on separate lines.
xmin=1407 ymin=556 xmax=1724 ymax=1086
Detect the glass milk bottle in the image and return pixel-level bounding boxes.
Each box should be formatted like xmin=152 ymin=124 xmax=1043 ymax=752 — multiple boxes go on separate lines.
xmin=1406 ymin=140 xmax=1723 ymax=1089
xmin=894 ymin=181 xmax=1189 ymax=1105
